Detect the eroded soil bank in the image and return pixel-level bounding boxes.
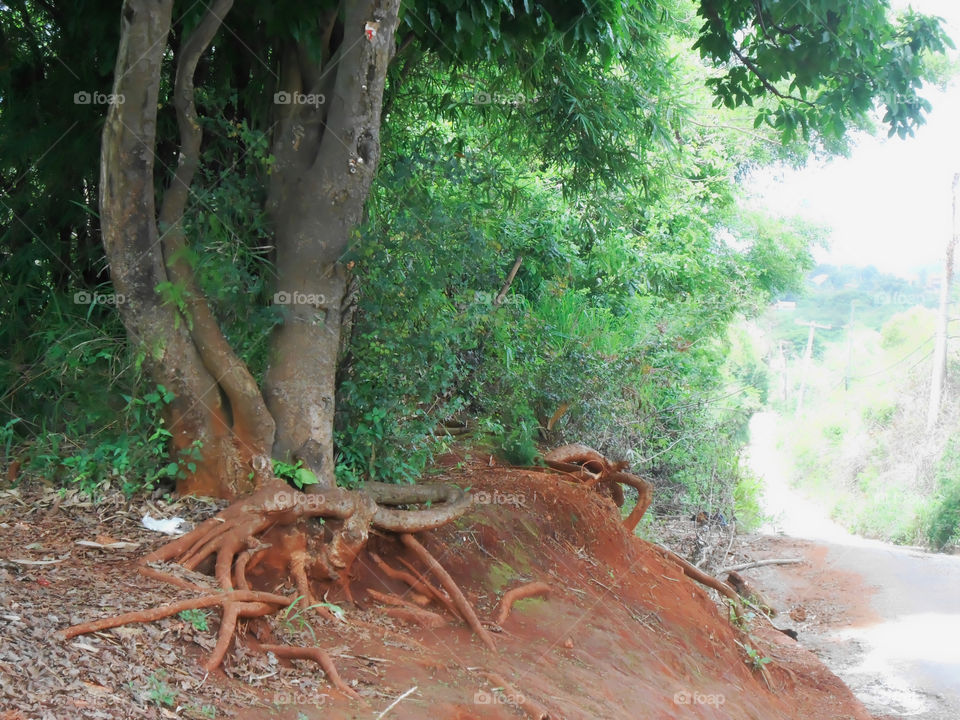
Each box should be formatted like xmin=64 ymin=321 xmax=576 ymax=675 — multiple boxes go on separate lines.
xmin=1 ymin=457 xmax=878 ymax=719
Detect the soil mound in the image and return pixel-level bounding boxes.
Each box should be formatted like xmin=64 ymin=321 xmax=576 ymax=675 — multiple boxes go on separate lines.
xmin=0 ymin=460 xmax=875 ymax=719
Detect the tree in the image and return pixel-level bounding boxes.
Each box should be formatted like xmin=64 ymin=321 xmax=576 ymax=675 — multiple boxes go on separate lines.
xmin=6 ymin=0 xmax=953 ymax=686
xmin=92 ymin=0 xmax=952 ymax=498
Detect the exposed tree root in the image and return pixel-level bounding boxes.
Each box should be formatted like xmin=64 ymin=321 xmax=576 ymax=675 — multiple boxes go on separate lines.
xmin=399 ymin=533 xmax=497 ymax=652
xmin=259 ymin=644 xmax=359 ymax=698
xmin=59 ymin=478 xmax=484 ymax=692
xmin=496 ymin=582 xmax=551 ymax=625
xmin=366 ymin=588 xmax=429 ymax=611
xmin=726 ymin=571 xmax=777 ymax=617
xmin=717 ymin=558 xmax=803 ymax=574
xmin=394 ymin=555 xmax=463 ymax=619
xmin=385 ymin=606 xmax=448 ymax=629
xmin=368 ymin=552 xmax=458 ymax=617
xmin=480 ymin=670 xmax=551 ymax=720
xmin=544 ymin=444 xmax=653 ymax=531
xmin=651 ymin=543 xmax=741 ymax=607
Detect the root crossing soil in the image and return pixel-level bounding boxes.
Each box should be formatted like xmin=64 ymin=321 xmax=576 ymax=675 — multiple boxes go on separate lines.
xmin=0 ymin=454 xmax=880 ymax=719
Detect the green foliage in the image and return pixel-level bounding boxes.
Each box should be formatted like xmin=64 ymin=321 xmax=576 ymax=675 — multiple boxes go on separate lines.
xmin=3 ymin=0 xmax=949 ymax=522
xmin=926 ymin=437 xmax=960 ymax=549
xmin=733 ymin=470 xmax=765 ymax=533
xmin=178 ymin=609 xmax=210 ymax=632
xmin=695 ymin=0 xmax=953 ymax=143
xmin=186 ymin=706 xmax=217 ymax=720
xmin=738 ymin=642 xmax=772 ymax=671
xmin=880 ymin=307 xmax=936 ymax=350
xmin=0 ymin=295 xmax=197 ymax=495
xmin=142 ymin=671 xmax=177 ymax=707
xmin=278 ymin=596 xmax=344 ymax=642
xmin=862 ymin=400 xmax=897 ymax=429
xmin=272 ymin=459 xmax=319 ymax=490
xmin=768 ymin=290 xmax=960 ymax=547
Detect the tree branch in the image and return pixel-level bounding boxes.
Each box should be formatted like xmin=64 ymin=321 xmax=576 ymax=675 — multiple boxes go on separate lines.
xmin=156 ymin=0 xmax=276 ymax=473
xmin=702 ymin=5 xmax=816 ymax=108
xmin=493 ymin=255 xmax=523 ymax=307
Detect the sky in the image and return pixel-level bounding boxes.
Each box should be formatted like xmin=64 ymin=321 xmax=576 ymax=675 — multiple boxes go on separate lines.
xmin=749 ymin=0 xmax=960 ymax=277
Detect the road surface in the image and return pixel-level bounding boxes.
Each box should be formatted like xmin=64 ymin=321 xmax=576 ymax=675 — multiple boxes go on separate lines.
xmin=746 ymin=412 xmax=960 ymax=719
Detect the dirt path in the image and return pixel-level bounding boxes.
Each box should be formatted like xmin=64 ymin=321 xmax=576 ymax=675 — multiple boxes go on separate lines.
xmin=744 ymin=412 xmax=960 ymax=719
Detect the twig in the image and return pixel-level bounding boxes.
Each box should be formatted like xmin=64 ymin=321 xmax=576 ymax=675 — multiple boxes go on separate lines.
xmin=652 ymin=544 xmax=740 ymax=606
xmin=716 ymin=558 xmax=802 ymax=574
xmin=7 ymin=557 xmax=65 ymax=565
xmin=377 ymin=685 xmax=418 ymax=719
xmin=493 ymin=255 xmax=523 ymax=307
xmin=719 ymin=521 xmax=737 ymax=569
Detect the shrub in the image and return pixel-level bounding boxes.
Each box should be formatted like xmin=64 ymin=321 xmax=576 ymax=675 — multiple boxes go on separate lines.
xmin=926 ymin=437 xmax=960 ymax=549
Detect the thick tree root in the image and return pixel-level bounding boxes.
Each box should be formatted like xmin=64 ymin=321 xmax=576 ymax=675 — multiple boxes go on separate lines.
xmin=726 ymin=571 xmax=777 ymax=617
xmin=59 ymin=478 xmax=485 ymax=693
xmin=394 ymin=556 xmax=463 ymax=619
xmin=651 ymin=543 xmax=742 ymax=611
xmin=368 ymin=552 xmax=458 ymax=617
xmin=543 ymin=444 xmax=653 ymax=531
xmin=399 ymin=533 xmax=497 ymax=652
xmin=59 ymin=590 xmax=293 ymax=670
xmin=480 ymin=670 xmax=551 ymax=720
xmin=496 ymin=582 xmax=551 ymax=625
xmin=366 ymin=588 xmax=430 ymax=611
xmin=385 ymin=606 xmax=448 ymax=629
xmin=259 ymin=644 xmax=358 ymax=698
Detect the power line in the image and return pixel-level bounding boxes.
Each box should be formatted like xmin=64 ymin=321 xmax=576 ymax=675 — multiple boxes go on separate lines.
xmin=847 ymin=334 xmax=935 ymax=381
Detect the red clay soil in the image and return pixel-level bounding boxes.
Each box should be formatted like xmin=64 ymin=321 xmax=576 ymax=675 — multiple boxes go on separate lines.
xmin=0 ymin=459 xmax=877 ymax=719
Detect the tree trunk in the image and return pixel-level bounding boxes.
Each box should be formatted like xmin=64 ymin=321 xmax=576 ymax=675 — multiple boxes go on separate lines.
xmin=927 ymin=173 xmax=960 ymax=431
xmin=264 ymin=0 xmax=400 ymax=488
xmin=100 ymin=0 xmax=401 ymax=496
xmin=101 ymin=0 xmax=272 ymax=498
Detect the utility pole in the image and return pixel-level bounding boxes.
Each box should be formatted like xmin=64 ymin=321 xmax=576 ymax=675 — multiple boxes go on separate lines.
xmin=796 ymin=320 xmax=831 ymax=415
xmin=777 ymin=340 xmax=789 ymax=404
xmin=844 ymin=300 xmax=857 ymax=391
xmin=928 ymin=173 xmax=960 ymax=431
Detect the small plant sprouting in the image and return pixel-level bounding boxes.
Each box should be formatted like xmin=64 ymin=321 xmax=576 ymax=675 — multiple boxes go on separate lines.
xmin=144 ymin=670 xmax=177 ymax=707
xmin=272 ymin=458 xmax=320 ymax=489
xmin=184 ymin=704 xmax=217 ymax=719
xmin=178 ymin=608 xmax=210 ymax=631
xmin=278 ymin=595 xmax=345 ymax=642
xmin=727 ymin=599 xmax=756 ymax=630
xmin=738 ymin=641 xmax=772 ymax=671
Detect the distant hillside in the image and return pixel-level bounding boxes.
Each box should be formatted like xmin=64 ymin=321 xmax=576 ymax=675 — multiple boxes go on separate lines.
xmin=765 ymin=264 xmax=940 ymax=358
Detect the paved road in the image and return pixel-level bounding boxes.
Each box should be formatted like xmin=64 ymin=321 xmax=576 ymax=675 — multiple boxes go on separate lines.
xmin=747 ymin=412 xmax=960 ymax=719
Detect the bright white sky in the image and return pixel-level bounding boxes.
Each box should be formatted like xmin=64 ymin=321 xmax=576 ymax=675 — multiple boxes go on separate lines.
xmin=750 ymin=0 xmax=960 ymax=277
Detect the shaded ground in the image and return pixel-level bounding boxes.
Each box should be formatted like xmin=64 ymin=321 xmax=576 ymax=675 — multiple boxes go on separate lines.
xmin=1 ymin=456 xmax=876 ymax=719
xmin=742 ymin=411 xmax=960 ymax=720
